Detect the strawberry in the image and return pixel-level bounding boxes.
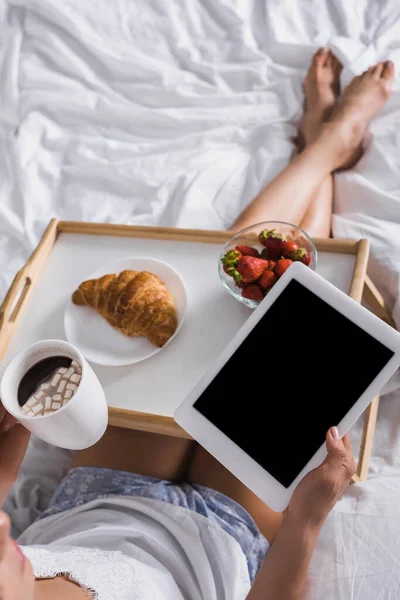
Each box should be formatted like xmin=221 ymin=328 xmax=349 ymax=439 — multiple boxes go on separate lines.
xmin=235 ymin=245 xmax=260 ymax=258
xmin=258 ymin=229 xmax=287 ymax=259
xmin=237 ymin=256 xmax=269 ymax=283
xmin=260 ymin=249 xmax=275 ymax=265
xmin=221 ymin=249 xmax=241 ymax=270
xmin=281 ymin=239 xmax=298 ymax=258
xmin=290 ymin=247 xmax=311 ymax=266
xmin=242 ymin=284 xmax=264 ymax=302
xmin=275 ymin=258 xmax=293 ymax=277
xmin=260 ymin=252 xmax=276 ymax=270
xmin=225 ymin=266 xmax=242 ymax=285
xmin=258 ymin=270 xmax=278 ymax=290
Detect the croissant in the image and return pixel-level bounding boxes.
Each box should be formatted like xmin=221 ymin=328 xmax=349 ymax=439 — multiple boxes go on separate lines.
xmin=72 ymin=270 xmax=178 ymax=348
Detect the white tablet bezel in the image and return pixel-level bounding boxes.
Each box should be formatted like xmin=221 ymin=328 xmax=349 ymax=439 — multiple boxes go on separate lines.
xmin=174 ymin=262 xmax=400 ymax=512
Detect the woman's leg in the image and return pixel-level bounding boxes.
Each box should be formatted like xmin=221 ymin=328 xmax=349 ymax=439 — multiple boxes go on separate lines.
xmin=187 ymin=445 xmax=283 ymax=543
xmin=298 ymin=48 xmax=342 ymax=237
xmin=73 ymin=426 xmax=196 ymax=482
xmin=73 ymin=60 xmax=394 ymax=542
xmin=298 ymin=177 xmax=333 ymax=237
xmin=229 ymin=125 xmax=343 ymax=232
xmin=233 ymin=48 xmax=342 ymax=237
xmin=189 ymin=59 xmax=395 ymax=544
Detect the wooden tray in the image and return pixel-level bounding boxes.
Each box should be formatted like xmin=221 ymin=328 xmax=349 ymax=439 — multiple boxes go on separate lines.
xmin=0 ymin=219 xmax=373 ymax=476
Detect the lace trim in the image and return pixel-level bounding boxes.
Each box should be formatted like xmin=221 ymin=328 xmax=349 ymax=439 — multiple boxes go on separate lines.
xmin=22 ymin=545 xmax=168 ymax=599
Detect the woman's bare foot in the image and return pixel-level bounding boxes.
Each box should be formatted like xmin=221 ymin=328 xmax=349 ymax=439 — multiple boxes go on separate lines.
xmin=318 ymin=60 xmax=395 ymax=170
xmin=297 ymin=48 xmax=342 ymax=148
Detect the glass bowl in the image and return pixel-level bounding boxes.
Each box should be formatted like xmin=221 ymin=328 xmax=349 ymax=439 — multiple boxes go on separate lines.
xmin=218 ymin=221 xmax=317 ymax=309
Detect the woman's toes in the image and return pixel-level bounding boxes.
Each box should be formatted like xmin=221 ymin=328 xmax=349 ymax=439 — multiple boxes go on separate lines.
xmin=311 ymin=49 xmax=320 ymax=66
xmin=372 ymin=62 xmax=385 ymax=78
xmin=333 ymin=57 xmax=342 ymax=76
xmin=324 ymin=50 xmax=333 ymax=67
xmin=314 ymin=47 xmax=328 ymax=67
xmin=382 ymin=60 xmax=395 ymax=80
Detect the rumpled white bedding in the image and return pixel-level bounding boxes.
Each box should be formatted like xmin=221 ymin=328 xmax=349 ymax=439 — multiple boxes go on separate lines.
xmin=1 ymin=0 xmax=400 ymax=598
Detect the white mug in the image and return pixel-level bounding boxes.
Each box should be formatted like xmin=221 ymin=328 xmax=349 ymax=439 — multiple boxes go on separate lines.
xmin=0 ymin=339 xmax=108 ymax=450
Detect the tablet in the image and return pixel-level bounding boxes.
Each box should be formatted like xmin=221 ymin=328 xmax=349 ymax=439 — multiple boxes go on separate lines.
xmin=174 ymin=262 xmax=400 ymax=512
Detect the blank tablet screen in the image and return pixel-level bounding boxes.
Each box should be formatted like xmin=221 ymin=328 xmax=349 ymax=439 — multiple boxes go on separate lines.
xmin=194 ymin=280 xmax=394 ymax=488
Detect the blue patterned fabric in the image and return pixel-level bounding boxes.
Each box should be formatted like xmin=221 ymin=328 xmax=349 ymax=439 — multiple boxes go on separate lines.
xmin=40 ymin=466 xmax=269 ymax=582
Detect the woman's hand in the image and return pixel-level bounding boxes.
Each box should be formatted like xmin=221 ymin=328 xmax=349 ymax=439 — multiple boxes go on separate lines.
xmin=286 ymin=426 xmax=357 ymax=528
xmin=0 ymin=511 xmax=35 ymax=599
xmin=247 ymin=427 xmax=357 ymax=600
xmin=0 ymin=402 xmax=31 ymax=506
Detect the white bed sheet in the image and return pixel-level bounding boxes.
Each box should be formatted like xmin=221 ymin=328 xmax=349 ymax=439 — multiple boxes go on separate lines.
xmin=1 ymin=1 xmax=400 ymax=598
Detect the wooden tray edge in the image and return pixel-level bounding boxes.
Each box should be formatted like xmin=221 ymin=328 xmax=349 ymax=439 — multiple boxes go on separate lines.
xmin=58 ymin=221 xmax=361 ymax=253
xmin=349 ymin=239 xmax=369 ymax=303
xmin=108 ymin=407 xmax=192 ymax=439
xmin=0 ymin=218 xmax=369 ymax=439
xmin=0 ymin=219 xmax=60 ymax=360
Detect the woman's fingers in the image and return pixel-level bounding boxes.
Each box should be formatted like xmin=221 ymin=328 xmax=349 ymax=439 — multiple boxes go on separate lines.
xmin=0 ymin=412 xmax=17 ymax=433
xmin=0 ymin=512 xmax=11 ymax=561
xmin=341 ymin=433 xmax=353 ymax=453
xmin=324 ymin=427 xmax=356 ymax=479
xmin=0 ymin=424 xmax=31 ymax=483
xmin=0 ymin=403 xmax=6 ymax=430
xmin=0 ymin=401 xmax=17 ymax=433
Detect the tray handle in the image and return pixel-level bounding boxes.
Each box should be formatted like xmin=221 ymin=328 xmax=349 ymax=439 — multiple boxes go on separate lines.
xmin=0 ymin=269 xmax=32 ymax=330
xmin=0 ymin=219 xmax=59 ymax=350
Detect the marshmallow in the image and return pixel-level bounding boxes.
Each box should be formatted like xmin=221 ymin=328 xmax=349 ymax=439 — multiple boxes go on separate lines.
xmin=21 ymin=359 xmax=82 ymax=418
xmin=51 ymin=373 xmax=61 ymax=387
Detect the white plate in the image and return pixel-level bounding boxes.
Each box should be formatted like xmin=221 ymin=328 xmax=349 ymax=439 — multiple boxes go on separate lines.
xmin=64 ymin=257 xmax=187 ymax=366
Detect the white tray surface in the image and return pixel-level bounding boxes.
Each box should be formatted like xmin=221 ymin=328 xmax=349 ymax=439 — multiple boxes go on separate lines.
xmin=0 ymin=233 xmax=356 ymax=417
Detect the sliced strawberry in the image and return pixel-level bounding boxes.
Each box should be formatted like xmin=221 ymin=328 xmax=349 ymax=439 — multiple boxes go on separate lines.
xmin=275 ymin=258 xmax=293 ymax=277
xmin=235 ymin=245 xmax=260 ymax=258
xmin=290 ymin=247 xmax=311 ymax=266
xmin=259 ymin=270 xmax=278 ymax=290
xmin=281 ymin=239 xmax=298 ymax=258
xmin=242 ymin=284 xmax=264 ymax=302
xmin=237 ymin=256 xmax=269 ymax=283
